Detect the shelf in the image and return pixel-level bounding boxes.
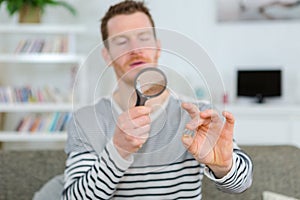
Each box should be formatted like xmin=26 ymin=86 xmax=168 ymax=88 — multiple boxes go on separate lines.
xmin=0 ymin=23 xmax=84 ymax=148
xmin=224 ymin=104 xmax=300 ymax=116
xmin=0 ymin=54 xmax=85 ymax=63
xmin=0 ymin=24 xmax=86 ymax=34
xmin=0 ymin=103 xmax=73 ymax=112
xmin=0 ymin=132 xmax=67 ymax=142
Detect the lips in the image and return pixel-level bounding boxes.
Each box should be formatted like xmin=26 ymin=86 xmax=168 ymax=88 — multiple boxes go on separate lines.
xmin=129 ymin=61 xmax=146 ymax=68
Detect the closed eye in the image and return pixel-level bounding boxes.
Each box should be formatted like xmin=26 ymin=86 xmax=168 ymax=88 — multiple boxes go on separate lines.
xmin=139 ymin=32 xmax=154 ymax=41
xmin=112 ymin=36 xmax=128 ymax=46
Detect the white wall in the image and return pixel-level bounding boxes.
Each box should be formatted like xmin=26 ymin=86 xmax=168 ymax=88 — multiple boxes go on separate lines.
xmin=1 ymin=0 xmax=300 ymax=104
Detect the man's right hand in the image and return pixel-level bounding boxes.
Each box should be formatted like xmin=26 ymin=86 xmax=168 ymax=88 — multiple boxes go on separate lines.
xmin=113 ymin=106 xmax=151 ymax=159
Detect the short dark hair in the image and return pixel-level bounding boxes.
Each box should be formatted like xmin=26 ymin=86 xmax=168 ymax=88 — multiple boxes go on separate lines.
xmin=101 ymin=0 xmax=156 ymax=48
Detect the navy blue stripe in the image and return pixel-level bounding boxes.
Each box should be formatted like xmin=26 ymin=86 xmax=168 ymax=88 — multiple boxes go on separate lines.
xmin=101 ymin=156 xmax=123 ymax=178
xmin=77 ymin=178 xmax=83 ymax=199
xmin=114 ymin=184 xmax=201 ymax=198
xmin=118 ymin=179 xmax=201 ymax=190
xmin=104 ymin=147 xmax=126 ymax=173
xmin=130 ymin=158 xmax=197 ymax=169
xmin=65 ymin=158 xmax=96 ymax=170
xmin=125 ymin=163 xmax=200 ymax=176
xmin=71 ymin=183 xmax=78 ymax=200
xmin=66 ymin=164 xmax=93 ymax=175
xmin=69 ymin=151 xmax=94 ymax=159
xmin=173 ymin=191 xmax=202 ymax=200
xmin=120 ymin=171 xmax=202 ymax=184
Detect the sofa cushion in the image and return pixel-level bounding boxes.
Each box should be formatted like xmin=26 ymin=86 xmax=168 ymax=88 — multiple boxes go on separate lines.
xmin=0 ymin=150 xmax=66 ymax=200
xmin=263 ymin=191 xmax=300 ymax=200
xmin=33 ymin=174 xmax=64 ymax=200
xmin=202 ymin=145 xmax=300 ymax=200
xmin=0 ymin=145 xmax=299 ymax=200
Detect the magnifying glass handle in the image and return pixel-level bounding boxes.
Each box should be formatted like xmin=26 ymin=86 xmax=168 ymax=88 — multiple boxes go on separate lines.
xmin=135 ymin=91 xmax=148 ymax=106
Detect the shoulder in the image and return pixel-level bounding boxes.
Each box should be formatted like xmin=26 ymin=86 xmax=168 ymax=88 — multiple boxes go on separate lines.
xmin=70 ymin=97 xmax=113 ymax=129
xmin=74 ymin=97 xmax=111 ymax=118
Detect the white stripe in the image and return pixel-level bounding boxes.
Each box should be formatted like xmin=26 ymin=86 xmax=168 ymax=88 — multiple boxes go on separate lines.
xmin=122 ymin=165 xmax=201 ymax=183
xmin=115 ymin=183 xmax=202 ymax=198
xmin=127 ymin=159 xmax=199 ymax=174
xmin=102 ymin=149 xmax=126 ymax=176
xmin=118 ymin=170 xmax=203 ymax=189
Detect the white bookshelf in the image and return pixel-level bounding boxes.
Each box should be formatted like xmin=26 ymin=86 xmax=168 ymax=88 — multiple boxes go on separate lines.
xmin=224 ymin=103 xmax=300 ymax=148
xmin=0 ymin=54 xmax=84 ymax=63
xmin=225 ymin=104 xmax=300 ymax=115
xmin=0 ymin=132 xmax=67 ymax=142
xmin=0 ymin=103 xmax=73 ymax=112
xmin=0 ymin=24 xmax=86 ymax=146
xmin=0 ymin=24 xmax=86 ymax=34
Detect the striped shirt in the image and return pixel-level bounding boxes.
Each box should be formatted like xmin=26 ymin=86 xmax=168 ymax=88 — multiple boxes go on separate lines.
xmin=62 ymin=95 xmax=253 ymax=199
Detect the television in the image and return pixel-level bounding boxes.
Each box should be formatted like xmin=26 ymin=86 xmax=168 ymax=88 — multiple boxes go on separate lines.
xmin=237 ymin=69 xmax=282 ymax=103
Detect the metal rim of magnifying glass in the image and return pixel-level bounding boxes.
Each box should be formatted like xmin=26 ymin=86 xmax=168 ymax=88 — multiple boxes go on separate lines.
xmin=134 ymin=67 xmax=168 ymax=98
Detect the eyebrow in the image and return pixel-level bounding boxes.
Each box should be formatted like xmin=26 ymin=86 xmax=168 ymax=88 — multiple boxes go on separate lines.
xmin=137 ymin=30 xmax=154 ymax=37
xmin=111 ymin=35 xmax=128 ymax=43
xmin=111 ymin=30 xmax=154 ymax=41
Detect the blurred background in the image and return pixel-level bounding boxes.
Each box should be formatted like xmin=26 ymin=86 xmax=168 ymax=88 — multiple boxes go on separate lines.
xmin=0 ymin=0 xmax=300 ymax=149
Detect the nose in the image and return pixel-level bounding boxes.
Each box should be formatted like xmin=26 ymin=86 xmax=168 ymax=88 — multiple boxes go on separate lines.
xmin=128 ymin=39 xmax=142 ymax=55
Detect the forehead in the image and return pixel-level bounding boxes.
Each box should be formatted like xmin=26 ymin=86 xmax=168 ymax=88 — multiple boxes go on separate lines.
xmin=107 ymin=12 xmax=153 ymax=37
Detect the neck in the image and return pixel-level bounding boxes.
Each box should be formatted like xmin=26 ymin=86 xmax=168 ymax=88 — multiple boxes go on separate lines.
xmin=113 ymin=80 xmax=135 ymax=111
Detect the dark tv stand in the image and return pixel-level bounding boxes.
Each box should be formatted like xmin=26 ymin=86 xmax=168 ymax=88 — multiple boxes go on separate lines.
xmin=255 ymin=94 xmax=265 ymax=104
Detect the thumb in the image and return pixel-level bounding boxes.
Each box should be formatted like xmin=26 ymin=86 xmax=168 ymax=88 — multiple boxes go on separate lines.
xmin=181 ymin=134 xmax=193 ymax=149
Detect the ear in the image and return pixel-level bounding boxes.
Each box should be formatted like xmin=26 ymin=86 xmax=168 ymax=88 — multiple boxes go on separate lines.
xmin=101 ymin=47 xmax=112 ymax=66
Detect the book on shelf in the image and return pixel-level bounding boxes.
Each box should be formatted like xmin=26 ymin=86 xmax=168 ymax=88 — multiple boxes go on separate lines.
xmin=0 ymin=86 xmax=71 ymax=103
xmin=14 ymin=39 xmax=26 ymax=54
xmin=20 ymin=40 xmax=32 ymax=53
xmin=15 ymin=112 xmax=71 ymax=133
xmin=14 ymin=37 xmax=68 ymax=54
xmin=17 ymin=115 xmax=33 ymax=132
xmin=0 ymin=113 xmax=4 ymax=130
xmin=29 ymin=116 xmax=41 ymax=132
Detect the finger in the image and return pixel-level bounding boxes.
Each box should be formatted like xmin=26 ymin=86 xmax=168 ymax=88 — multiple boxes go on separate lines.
xmin=181 ymin=102 xmax=200 ymax=119
xmin=185 ymin=117 xmax=204 ymax=130
xmin=130 ymin=115 xmax=151 ymax=129
xmin=126 ymin=106 xmax=151 ymax=120
xmin=128 ymin=124 xmax=151 ymax=138
xmin=124 ymin=132 xmax=149 ymax=143
xmin=200 ymin=109 xmax=221 ymax=122
xmin=199 ymin=109 xmax=215 ymax=118
xmin=128 ymin=137 xmax=147 ymax=150
xmin=181 ymin=134 xmax=194 ymax=150
xmin=118 ymin=114 xmax=151 ymax=131
xmin=222 ymin=111 xmax=235 ymax=130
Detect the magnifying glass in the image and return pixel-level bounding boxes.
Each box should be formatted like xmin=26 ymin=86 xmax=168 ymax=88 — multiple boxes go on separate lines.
xmin=134 ymin=67 xmax=167 ymax=106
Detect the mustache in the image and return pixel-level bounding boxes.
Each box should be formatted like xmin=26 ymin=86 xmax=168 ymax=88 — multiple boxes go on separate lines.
xmin=125 ymin=56 xmax=151 ymax=66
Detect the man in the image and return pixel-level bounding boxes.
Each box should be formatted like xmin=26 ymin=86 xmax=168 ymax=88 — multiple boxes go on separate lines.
xmin=62 ymin=0 xmax=253 ymax=199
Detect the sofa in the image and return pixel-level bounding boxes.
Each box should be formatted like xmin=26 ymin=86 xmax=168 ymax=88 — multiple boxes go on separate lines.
xmin=0 ymin=145 xmax=299 ymax=200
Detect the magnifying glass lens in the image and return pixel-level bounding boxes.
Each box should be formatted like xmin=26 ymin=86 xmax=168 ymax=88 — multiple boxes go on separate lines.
xmin=135 ymin=68 xmax=167 ymax=106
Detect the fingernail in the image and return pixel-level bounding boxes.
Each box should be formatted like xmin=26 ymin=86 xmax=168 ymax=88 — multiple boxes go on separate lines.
xmin=183 ymin=129 xmax=194 ymax=136
xmin=182 ymin=134 xmax=193 ymax=143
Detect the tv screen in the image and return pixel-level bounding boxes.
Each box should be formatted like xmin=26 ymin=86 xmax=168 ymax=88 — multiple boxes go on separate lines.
xmin=237 ymin=69 xmax=282 ymax=103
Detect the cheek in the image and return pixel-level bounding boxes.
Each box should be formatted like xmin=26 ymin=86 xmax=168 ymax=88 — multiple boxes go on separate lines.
xmin=109 ymin=47 xmax=126 ymax=62
xmin=112 ymin=54 xmax=127 ymax=67
xmin=149 ymin=49 xmax=160 ymax=62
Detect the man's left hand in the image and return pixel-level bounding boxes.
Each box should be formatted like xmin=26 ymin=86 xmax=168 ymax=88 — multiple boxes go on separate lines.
xmin=181 ymin=102 xmax=235 ymax=178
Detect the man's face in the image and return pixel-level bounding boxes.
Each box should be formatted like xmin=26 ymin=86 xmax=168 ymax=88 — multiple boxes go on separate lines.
xmin=102 ymin=12 xmax=161 ymax=85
